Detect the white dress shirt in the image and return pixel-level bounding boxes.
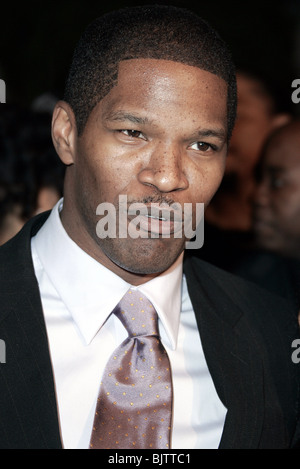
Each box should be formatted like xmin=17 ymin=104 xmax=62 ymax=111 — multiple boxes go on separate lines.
xmin=31 ymin=199 xmax=227 ymax=449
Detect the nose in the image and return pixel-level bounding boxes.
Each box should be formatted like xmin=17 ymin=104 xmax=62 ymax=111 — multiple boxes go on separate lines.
xmin=254 ymin=180 xmax=270 ymax=209
xmin=137 ymin=142 xmax=189 ymax=194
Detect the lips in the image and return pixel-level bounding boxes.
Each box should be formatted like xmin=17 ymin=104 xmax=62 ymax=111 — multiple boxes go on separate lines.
xmin=131 ymin=214 xmax=183 ymax=236
xmin=127 ymin=203 xmax=184 ymax=236
xmin=253 ymin=216 xmax=276 ymax=237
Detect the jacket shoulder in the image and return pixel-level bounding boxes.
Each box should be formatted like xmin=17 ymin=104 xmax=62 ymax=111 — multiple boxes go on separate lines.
xmin=0 ymin=212 xmax=50 ymax=299
xmin=184 ymin=253 xmax=298 ymax=325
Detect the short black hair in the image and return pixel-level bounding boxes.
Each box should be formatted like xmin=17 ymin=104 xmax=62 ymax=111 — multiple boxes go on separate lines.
xmin=64 ymin=4 xmax=237 ymax=139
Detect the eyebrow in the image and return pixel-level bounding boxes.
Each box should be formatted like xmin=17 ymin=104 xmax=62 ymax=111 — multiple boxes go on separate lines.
xmin=194 ymin=128 xmax=227 ymax=141
xmin=104 ymin=111 xmax=153 ymax=126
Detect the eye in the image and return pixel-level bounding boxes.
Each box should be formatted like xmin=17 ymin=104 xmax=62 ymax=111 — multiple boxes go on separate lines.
xmin=120 ymin=129 xmax=145 ymax=139
xmin=189 ymin=141 xmax=216 ymax=152
xmin=270 ymin=176 xmax=285 ymax=190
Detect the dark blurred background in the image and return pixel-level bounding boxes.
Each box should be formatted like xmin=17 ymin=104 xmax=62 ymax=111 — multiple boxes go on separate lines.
xmin=0 ymin=0 xmax=299 ymax=112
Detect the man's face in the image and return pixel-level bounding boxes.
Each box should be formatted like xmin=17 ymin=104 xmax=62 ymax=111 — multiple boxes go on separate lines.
xmin=60 ymin=59 xmax=228 ymax=280
xmin=253 ymin=128 xmax=300 ymax=258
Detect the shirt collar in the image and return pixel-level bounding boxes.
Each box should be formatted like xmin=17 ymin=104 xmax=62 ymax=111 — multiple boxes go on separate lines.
xmin=32 ymin=199 xmax=183 ymax=349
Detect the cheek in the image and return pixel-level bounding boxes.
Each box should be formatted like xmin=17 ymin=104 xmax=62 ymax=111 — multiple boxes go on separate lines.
xmin=188 ymin=163 xmax=225 ymax=206
xmin=201 ymin=161 xmax=226 ymax=199
xmin=75 ymin=151 xmax=122 ymax=204
xmin=271 ymin=191 xmax=300 ymax=223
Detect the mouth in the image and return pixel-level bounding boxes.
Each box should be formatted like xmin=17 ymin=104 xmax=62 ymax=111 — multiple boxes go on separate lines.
xmin=253 ymin=216 xmax=275 ymax=237
xmin=126 ymin=203 xmax=184 ymax=237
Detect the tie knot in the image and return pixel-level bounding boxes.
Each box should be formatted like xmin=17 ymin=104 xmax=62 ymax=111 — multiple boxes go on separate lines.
xmin=114 ymin=289 xmax=159 ymax=338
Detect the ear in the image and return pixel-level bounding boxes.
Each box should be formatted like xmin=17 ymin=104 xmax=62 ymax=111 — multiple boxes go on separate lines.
xmin=51 ymin=101 xmax=77 ymax=165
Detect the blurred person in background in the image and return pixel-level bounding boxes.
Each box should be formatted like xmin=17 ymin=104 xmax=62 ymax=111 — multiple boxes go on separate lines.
xmin=0 ymin=105 xmax=36 ymax=244
xmin=234 ymin=120 xmax=300 ymax=321
xmin=198 ymin=70 xmax=291 ymax=270
xmin=254 ymin=120 xmax=300 ymax=260
xmin=0 ymin=105 xmax=65 ymax=245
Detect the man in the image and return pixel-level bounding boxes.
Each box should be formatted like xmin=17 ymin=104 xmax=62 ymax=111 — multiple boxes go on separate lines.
xmin=254 ymin=119 xmax=300 ymax=259
xmin=0 ymin=5 xmax=299 ymax=449
xmin=0 ymin=105 xmax=64 ymax=245
xmin=199 ymin=71 xmax=290 ymax=270
xmin=235 ymin=120 xmax=300 ymax=316
xmin=206 ymin=70 xmax=290 ymax=232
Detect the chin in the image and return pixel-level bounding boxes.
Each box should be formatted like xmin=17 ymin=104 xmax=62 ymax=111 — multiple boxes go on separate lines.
xmin=102 ymin=237 xmax=184 ymax=276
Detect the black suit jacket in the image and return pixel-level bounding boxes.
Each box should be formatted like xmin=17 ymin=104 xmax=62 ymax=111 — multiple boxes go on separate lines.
xmin=0 ymin=213 xmax=299 ymax=449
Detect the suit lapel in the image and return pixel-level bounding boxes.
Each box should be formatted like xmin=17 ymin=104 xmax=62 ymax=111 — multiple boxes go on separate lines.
xmin=184 ymin=255 xmax=265 ymax=449
xmin=0 ymin=213 xmax=62 ymax=449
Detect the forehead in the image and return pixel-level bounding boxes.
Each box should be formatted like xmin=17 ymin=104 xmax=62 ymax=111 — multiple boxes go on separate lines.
xmin=98 ymin=58 xmax=228 ymax=127
xmin=116 ymin=58 xmax=226 ymax=89
xmin=236 ymin=74 xmax=272 ymax=112
xmin=264 ymin=130 xmax=300 ymax=170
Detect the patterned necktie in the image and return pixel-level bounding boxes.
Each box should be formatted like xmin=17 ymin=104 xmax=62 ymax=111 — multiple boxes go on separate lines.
xmin=89 ymin=289 xmax=173 ymax=449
